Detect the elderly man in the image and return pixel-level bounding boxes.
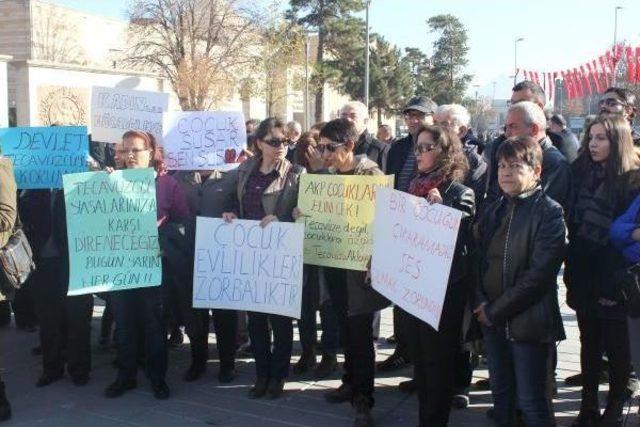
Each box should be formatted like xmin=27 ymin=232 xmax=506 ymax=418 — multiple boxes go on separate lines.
xmin=435 ymin=104 xmax=487 ymax=207
xmin=340 ymin=101 xmax=385 ymax=167
xmin=285 ymin=120 xmax=302 ymax=162
xmin=481 ymin=83 xmax=571 ymax=212
xmin=377 ymin=96 xmax=437 ymax=384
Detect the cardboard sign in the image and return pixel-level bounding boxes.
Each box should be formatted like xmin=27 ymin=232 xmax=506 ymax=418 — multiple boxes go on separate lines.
xmin=162 ymin=111 xmax=247 ymax=170
xmin=91 ymin=86 xmax=169 ymax=143
xmin=193 ymin=217 xmax=304 ymax=318
xmin=63 ymin=168 xmax=162 ymax=295
xmin=0 ymin=126 xmax=89 ymax=189
xmin=371 ymin=188 xmax=462 ymax=330
xmin=297 ymin=174 xmax=394 ymax=270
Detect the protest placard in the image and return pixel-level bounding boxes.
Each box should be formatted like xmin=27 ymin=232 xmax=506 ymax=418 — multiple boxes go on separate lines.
xmin=91 ymin=86 xmax=169 ymax=144
xmin=297 ymin=174 xmax=394 ymax=271
xmin=0 ymin=126 xmax=89 ymax=189
xmin=63 ymin=168 xmax=162 ymax=296
xmin=371 ymin=187 xmax=462 ymax=330
xmin=193 ymin=217 xmax=304 ymax=319
xmin=162 ymin=111 xmax=247 ymax=170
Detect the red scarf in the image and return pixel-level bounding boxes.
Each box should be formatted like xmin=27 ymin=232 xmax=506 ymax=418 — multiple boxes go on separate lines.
xmin=408 ymin=170 xmax=445 ymax=198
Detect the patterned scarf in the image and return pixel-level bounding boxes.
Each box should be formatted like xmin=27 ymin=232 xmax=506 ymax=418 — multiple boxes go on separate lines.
xmin=408 ymin=169 xmax=446 ymax=198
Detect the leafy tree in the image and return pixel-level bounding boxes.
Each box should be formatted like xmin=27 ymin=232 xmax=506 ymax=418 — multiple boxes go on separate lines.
xmin=287 ymin=0 xmax=366 ymax=122
xmin=424 ymin=14 xmax=472 ymax=104
xmin=401 ymin=47 xmax=432 ymax=96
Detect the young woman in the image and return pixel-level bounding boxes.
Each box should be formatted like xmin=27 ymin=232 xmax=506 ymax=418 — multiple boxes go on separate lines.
xmin=566 ymin=115 xmax=640 ymax=426
xmin=474 ymin=136 xmax=566 ymax=427
xmin=105 ymin=130 xmax=189 ymax=400
xmin=222 ymin=118 xmax=304 ymax=399
xmin=403 ymin=125 xmax=475 ymax=427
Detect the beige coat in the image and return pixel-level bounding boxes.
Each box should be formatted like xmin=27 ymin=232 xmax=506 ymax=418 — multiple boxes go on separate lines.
xmin=0 ymin=157 xmax=17 ymax=301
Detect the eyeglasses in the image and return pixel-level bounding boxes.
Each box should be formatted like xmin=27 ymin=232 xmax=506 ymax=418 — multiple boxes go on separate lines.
xmin=262 ymin=138 xmax=288 ymax=148
xmin=599 ymin=98 xmax=626 ymax=108
xmin=404 ymin=111 xmax=428 ymax=120
xmin=116 ymin=147 xmax=149 ymax=156
xmin=318 ymin=142 xmax=345 ymax=153
xmin=414 ymin=143 xmax=437 ymax=154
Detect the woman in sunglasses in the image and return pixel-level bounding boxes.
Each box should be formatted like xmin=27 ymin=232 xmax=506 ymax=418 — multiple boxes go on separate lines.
xmin=296 ymin=118 xmax=389 ymax=427
xmin=222 ymin=117 xmax=304 ymax=399
xmin=403 ymin=125 xmax=475 ymax=427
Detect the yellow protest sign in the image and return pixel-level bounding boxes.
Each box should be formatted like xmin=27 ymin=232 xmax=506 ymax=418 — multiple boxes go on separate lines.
xmin=297 ymin=174 xmax=394 ymax=270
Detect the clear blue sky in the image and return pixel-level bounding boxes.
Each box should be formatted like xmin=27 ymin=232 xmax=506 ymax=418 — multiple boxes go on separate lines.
xmin=52 ymin=0 xmax=640 ymax=99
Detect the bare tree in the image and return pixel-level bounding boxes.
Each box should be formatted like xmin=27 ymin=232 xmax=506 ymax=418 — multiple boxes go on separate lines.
xmin=32 ymin=3 xmax=87 ymax=64
xmin=126 ymin=0 xmax=260 ymax=111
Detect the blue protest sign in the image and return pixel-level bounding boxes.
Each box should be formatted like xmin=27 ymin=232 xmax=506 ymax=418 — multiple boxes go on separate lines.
xmin=0 ymin=126 xmax=89 ymax=189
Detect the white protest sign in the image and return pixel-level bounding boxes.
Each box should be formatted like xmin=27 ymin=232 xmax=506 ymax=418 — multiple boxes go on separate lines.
xmin=162 ymin=111 xmax=247 ymax=170
xmin=193 ymin=217 xmax=304 ymax=318
xmin=371 ymin=187 xmax=462 ymax=330
xmin=91 ymin=86 xmax=169 ymax=143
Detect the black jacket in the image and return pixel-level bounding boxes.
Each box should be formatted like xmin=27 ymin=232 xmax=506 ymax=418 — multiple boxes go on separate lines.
xmin=354 ymin=131 xmax=385 ymax=169
xmin=18 ymin=190 xmax=68 ymax=259
xmin=475 ymin=188 xmax=567 ymax=343
xmin=386 ymin=134 xmax=413 ymax=185
xmin=481 ymin=135 xmax=572 ymax=214
xmin=550 ymin=128 xmax=579 ymax=163
xmin=461 ymin=133 xmax=487 ymax=209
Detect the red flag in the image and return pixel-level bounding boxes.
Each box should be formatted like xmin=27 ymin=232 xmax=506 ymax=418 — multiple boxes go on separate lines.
xmin=533 ymin=71 xmax=540 ymax=86
xmin=546 ymin=72 xmax=553 ymax=99
xmin=552 ymin=72 xmax=558 ymax=99
xmin=615 ymin=44 xmax=623 ymax=62
xmin=636 ymin=47 xmax=640 ymax=82
xmin=625 ymin=47 xmax=636 ymax=84
xmin=599 ymin=55 xmax=611 ymax=88
xmin=573 ymin=68 xmax=584 ymax=98
xmin=589 ymin=60 xmax=602 ymax=93
xmin=522 ymin=70 xmax=528 ymax=81
xmin=580 ymin=65 xmax=592 ymax=95
xmin=561 ymin=71 xmax=573 ymax=99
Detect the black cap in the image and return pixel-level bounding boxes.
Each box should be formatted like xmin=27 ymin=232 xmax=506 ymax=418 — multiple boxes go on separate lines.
xmin=550 ymin=114 xmax=566 ymax=128
xmin=403 ymin=96 xmax=437 ymax=115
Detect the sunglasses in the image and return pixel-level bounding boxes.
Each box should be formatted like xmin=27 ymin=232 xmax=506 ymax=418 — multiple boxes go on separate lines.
xmin=318 ymin=142 xmax=345 ymax=153
xmin=599 ymin=98 xmax=626 ymax=108
xmin=262 ymin=138 xmax=288 ymax=148
xmin=414 ymin=143 xmax=437 ymax=154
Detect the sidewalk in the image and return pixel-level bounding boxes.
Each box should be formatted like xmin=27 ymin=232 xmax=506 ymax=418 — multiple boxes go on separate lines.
xmin=0 ymin=285 xmax=635 ymax=427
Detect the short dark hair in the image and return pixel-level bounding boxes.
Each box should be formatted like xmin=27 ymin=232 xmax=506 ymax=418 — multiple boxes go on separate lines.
xmin=497 ymin=135 xmax=543 ymax=170
xmin=319 ymin=118 xmax=359 ymax=144
xmin=245 ymin=119 xmax=259 ymax=127
xmin=512 ymin=80 xmax=546 ymax=106
xmin=254 ymin=117 xmax=285 ymax=142
xmin=604 ymin=87 xmax=637 ymax=106
xmin=550 ymin=114 xmax=566 ymax=128
xmin=415 ymin=125 xmax=469 ymax=182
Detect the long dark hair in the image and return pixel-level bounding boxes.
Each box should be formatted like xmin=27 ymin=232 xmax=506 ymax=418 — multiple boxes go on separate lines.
xmin=415 ymin=125 xmax=469 ymax=182
xmin=575 ymin=115 xmax=639 ymax=192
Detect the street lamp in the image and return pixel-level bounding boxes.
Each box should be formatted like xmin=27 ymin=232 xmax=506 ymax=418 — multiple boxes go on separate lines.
xmin=303 ymin=31 xmax=318 ymax=130
xmin=513 ymin=37 xmax=524 ymax=86
xmin=613 ymin=6 xmax=623 ymax=48
xmin=364 ymin=0 xmax=371 ymax=110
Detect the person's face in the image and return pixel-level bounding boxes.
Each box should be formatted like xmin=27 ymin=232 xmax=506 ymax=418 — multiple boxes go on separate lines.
xmin=318 ymin=136 xmax=350 ymax=169
xmin=498 ymin=156 xmax=541 ymax=197
xmin=404 ymin=109 xmax=431 ymax=137
xmin=120 ymin=136 xmax=152 ymax=169
xmin=599 ymin=92 xmax=629 ymax=118
xmin=511 ymin=88 xmax=536 ymax=106
xmin=414 ymin=131 xmax=441 ymax=173
xmin=113 ymin=142 xmax=126 ymax=169
xmin=286 ymin=128 xmax=301 ymax=143
xmin=434 ymin=112 xmax=463 ymax=138
xmin=246 ymin=123 xmax=257 ymax=135
xmin=257 ymin=127 xmax=288 ymax=163
xmin=340 ymin=106 xmax=366 ymax=134
xmin=505 ymin=110 xmax=534 ymax=139
xmin=377 ymin=126 xmax=391 ymax=142
xmin=588 ymin=123 xmax=611 ymax=164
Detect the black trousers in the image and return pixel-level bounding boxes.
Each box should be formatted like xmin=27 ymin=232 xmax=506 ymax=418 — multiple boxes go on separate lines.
xmin=248 ymin=312 xmax=293 ymax=380
xmin=31 ymin=257 xmax=93 ymax=378
xmin=324 ymin=267 xmax=375 ymax=407
xmin=12 ymin=281 xmax=37 ymax=328
xmin=392 ymin=305 xmax=412 ymax=360
xmin=577 ymin=309 xmax=630 ymax=405
xmin=184 ymin=308 xmax=237 ymax=372
xmin=405 ymin=309 xmax=462 ymax=427
xmin=111 ymin=286 xmax=167 ymax=385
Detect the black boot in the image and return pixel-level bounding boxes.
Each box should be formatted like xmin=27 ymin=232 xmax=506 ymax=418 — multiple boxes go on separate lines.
xmin=598 ymin=399 xmax=625 ymax=427
xmin=0 ymin=381 xmax=12 ymax=422
xmin=293 ymin=346 xmax=317 ymax=375
xmin=184 ymin=337 xmax=207 ymax=382
xmin=571 ymin=392 xmax=600 ymax=427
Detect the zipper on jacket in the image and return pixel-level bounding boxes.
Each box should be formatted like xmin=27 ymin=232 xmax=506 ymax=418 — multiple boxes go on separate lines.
xmin=502 ymin=202 xmax=515 ymax=340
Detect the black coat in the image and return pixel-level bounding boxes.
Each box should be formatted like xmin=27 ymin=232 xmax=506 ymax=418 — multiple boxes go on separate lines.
xmin=354 ymin=131 xmax=385 ymax=169
xmin=474 ymin=188 xmax=567 ymax=343
xmin=18 ymin=190 xmax=68 ymax=259
xmin=386 ymin=134 xmax=413 ymax=185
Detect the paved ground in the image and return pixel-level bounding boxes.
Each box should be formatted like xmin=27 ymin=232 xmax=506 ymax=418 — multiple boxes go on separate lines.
xmin=0 ymin=285 xmax=637 ymax=427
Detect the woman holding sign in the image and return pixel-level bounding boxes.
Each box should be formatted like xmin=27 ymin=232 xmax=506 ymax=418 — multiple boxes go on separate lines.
xmin=401 ymin=125 xmax=475 ymax=427
xmin=222 ymin=117 xmax=304 ymax=399
xmin=105 ymin=130 xmax=189 ymax=400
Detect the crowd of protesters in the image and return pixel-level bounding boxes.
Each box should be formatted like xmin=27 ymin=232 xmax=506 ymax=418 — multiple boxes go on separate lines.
xmin=0 ymin=82 xmax=639 ymax=427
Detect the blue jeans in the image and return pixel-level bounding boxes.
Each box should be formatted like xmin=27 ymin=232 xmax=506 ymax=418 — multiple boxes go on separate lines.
xmin=483 ymin=325 xmax=554 ymax=427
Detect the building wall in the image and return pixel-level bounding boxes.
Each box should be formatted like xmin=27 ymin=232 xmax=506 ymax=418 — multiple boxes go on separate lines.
xmin=0 ymin=0 xmax=32 ymax=61
xmin=0 ymin=56 xmax=10 ymax=127
xmin=11 ymin=61 xmax=172 ymax=126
